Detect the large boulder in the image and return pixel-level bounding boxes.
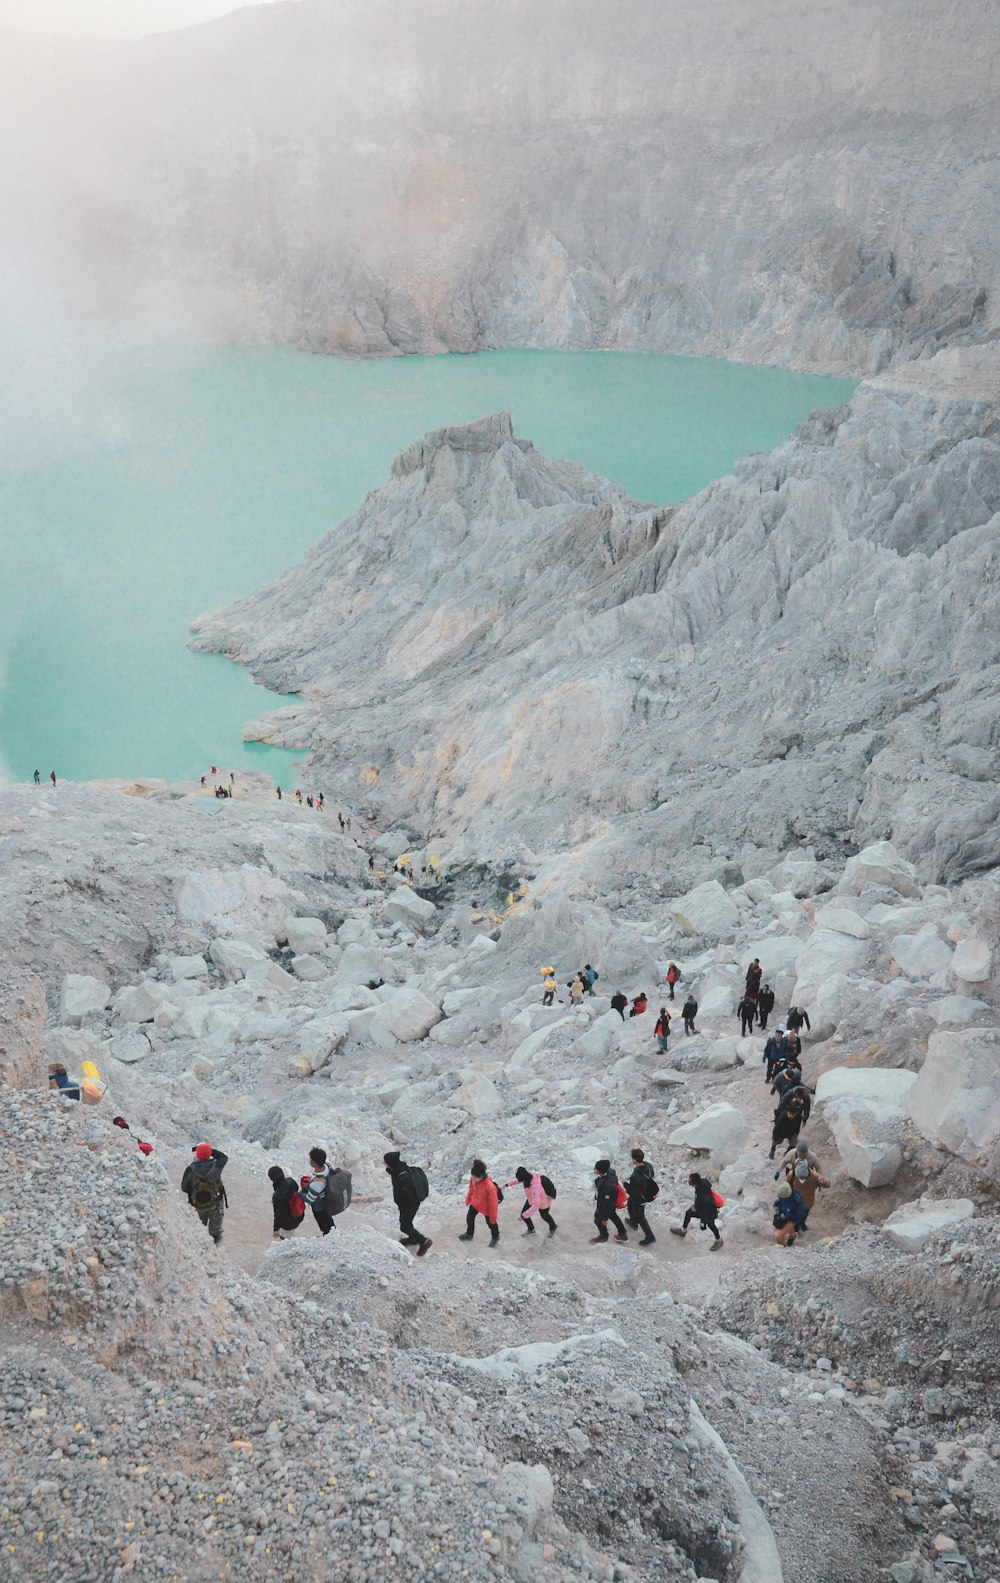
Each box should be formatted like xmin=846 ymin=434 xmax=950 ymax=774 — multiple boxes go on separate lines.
xmin=742 ymin=937 xmax=803 ymax=979
xmin=334 ymin=943 xmax=386 ymax=986
xmin=882 ymin=1197 xmax=975 ymax=1253
xmin=889 ymin=924 xmax=953 ymax=978
xmin=166 ymin=954 xmax=208 ymax=982
xmin=667 ymin=1102 xmax=750 ymax=1163
xmin=114 ymin=982 xmax=175 ymax=1024
xmin=928 ymin=995 xmax=989 ymax=1027
xmin=282 ymin=915 xmax=328 ymax=955
xmin=59 ymin=974 xmax=112 ymax=1026
xmin=574 ymin=1011 xmax=621 ymax=1059
xmin=109 ymin=1029 xmax=151 ymax=1065
xmin=951 ymin=938 xmax=992 ymax=983
xmin=815 ymin=1067 xmax=917 ymax=1187
xmin=909 ymin=1028 xmax=1000 ymax=1174
xmin=299 ymin=1015 xmax=350 ymax=1072
xmin=449 ymin=1072 xmax=503 ymax=1119
xmin=813 ymin=906 xmax=871 ymax=940
xmin=379 ymin=985 xmax=442 ymax=1042
xmin=208 ymin=937 xmax=269 ymax=979
xmin=382 ymin=887 xmax=437 ymax=930
xmin=792 ymin=930 xmax=867 ymax=995
xmin=670 ymin=881 xmax=740 ymax=938
xmin=839 ymin=842 xmax=920 ymax=898
xmin=509 ymin=1019 xmax=573 ymax=1070
xmin=291 ymin=954 xmax=330 ymax=982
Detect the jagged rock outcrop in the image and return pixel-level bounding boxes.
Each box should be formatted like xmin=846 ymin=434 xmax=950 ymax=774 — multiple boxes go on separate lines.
xmin=3 ymin=0 xmax=998 ymax=373
xmin=193 ymin=347 xmax=1000 ymax=891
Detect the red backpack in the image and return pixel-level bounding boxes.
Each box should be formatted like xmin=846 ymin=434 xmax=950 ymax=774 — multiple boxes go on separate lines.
xmin=615 ymin=1183 xmax=628 ymax=1210
xmin=289 ymin=1189 xmax=305 ymax=1220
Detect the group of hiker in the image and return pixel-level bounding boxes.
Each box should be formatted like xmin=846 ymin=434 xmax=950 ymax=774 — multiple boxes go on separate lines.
xmin=32 ymin=770 xmax=57 ymax=786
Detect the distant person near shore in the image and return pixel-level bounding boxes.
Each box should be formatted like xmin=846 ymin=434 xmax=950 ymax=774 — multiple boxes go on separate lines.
xmin=49 ymin=770 xmax=56 ymax=786
xmin=33 ymin=769 xmax=40 ymax=784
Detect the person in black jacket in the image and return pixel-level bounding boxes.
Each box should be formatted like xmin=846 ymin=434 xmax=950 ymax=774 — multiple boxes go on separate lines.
xmin=625 ymin=1147 xmax=656 ymax=1246
xmin=670 ymin=1173 xmax=723 ymax=1248
xmin=591 ymin=1159 xmax=629 ymax=1243
xmin=681 ymin=995 xmax=698 ymax=1035
xmin=786 ymin=1005 xmax=811 ymax=1034
xmin=384 ymin=1151 xmax=431 ymax=1255
xmin=610 ymin=991 xmax=628 ymax=1020
xmin=736 ymin=994 xmax=757 ymax=1036
xmin=268 ymin=1165 xmax=305 ymax=1240
xmin=756 ymin=984 xmax=775 ymax=1029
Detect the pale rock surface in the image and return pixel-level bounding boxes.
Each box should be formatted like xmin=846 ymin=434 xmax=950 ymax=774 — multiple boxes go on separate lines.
xmin=815 ymin=1067 xmax=918 ymax=1187
xmin=208 ymin=937 xmax=269 ymax=979
xmin=813 ymin=907 xmax=872 ymax=940
xmin=290 ymin=953 xmax=329 ymax=982
xmin=840 ymin=844 xmax=921 ymax=899
xmin=910 ymin=1028 xmax=1000 ymax=1173
xmin=928 ymin=995 xmax=989 ymax=1026
xmin=166 ymin=954 xmax=208 ymax=982
xmin=113 ymin=982 xmax=175 ymax=1024
xmin=792 ymin=931 xmax=868 ymax=995
xmin=282 ymin=915 xmax=327 ymax=954
xmin=882 ymin=1197 xmax=976 ymax=1253
xmin=448 ymin=1071 xmax=503 ymax=1119
xmin=667 ymin=1102 xmax=750 ymax=1163
xmin=889 ymin=924 xmax=953 ymax=979
xmin=574 ymin=1011 xmax=622 ymax=1059
xmin=382 ymin=887 xmax=437 ymax=930
xmin=951 ymin=937 xmax=992 ymax=983
xmin=0 ymin=972 xmax=47 ymax=1089
xmin=671 ymin=880 xmax=740 ymax=938
xmin=109 ymin=1029 xmax=151 ymax=1066
xmin=379 ymin=985 xmax=442 ymax=1043
xmin=59 ymin=973 xmax=111 ymax=1026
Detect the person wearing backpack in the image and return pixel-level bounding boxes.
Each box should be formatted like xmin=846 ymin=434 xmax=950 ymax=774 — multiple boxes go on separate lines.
xmin=786 ymin=1004 xmax=811 ymax=1035
xmin=181 ymin=1142 xmax=228 ymax=1245
xmin=458 ymin=1159 xmax=500 ymax=1247
xmin=591 ymin=1159 xmax=629 ymax=1244
xmin=268 ymin=1165 xmax=306 ymax=1240
xmin=670 ymin=1172 xmax=723 ymax=1249
xmin=666 ymin=963 xmax=680 ymax=1000
xmin=625 ymin=1147 xmax=657 ymax=1247
xmin=681 ymin=995 xmax=698 ymax=1035
xmin=383 ymin=1151 xmax=432 ymax=1255
xmin=772 ymin=1180 xmax=808 ymax=1244
xmin=507 ymin=1166 xmax=557 ymax=1236
xmin=654 ymin=1007 xmax=671 ymax=1051
xmin=302 ymin=1147 xmax=352 ymax=1235
xmin=583 ymin=964 xmax=599 ymax=996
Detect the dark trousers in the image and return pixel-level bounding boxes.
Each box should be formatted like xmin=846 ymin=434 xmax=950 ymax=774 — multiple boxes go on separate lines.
xmin=312 ymin=1207 xmax=334 ymax=1236
xmin=683 ymin=1208 xmax=720 ymax=1240
xmin=400 ymin=1210 xmax=426 ymax=1245
xmin=667 ymin=984 xmax=675 ymax=1000
xmin=520 ymin=1200 xmax=556 ymax=1231
xmin=466 ymin=1206 xmax=498 ymax=1239
xmin=683 ymin=1016 xmax=695 ymax=1034
xmin=740 ymin=1015 xmax=754 ymax=1035
xmin=595 ymin=1209 xmax=627 ymax=1238
xmin=542 ymin=990 xmax=554 ymax=1005
xmin=627 ymin=1195 xmax=653 ymax=1238
xmin=758 ymin=1009 xmax=770 ymax=1029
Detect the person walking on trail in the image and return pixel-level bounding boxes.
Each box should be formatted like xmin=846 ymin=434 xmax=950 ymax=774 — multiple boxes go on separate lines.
xmin=302 ymin=1147 xmax=352 ymax=1235
xmin=771 ymin=1061 xmax=803 ymax=1100
xmin=384 ymin=1151 xmax=432 ymax=1255
xmin=745 ymin=958 xmax=762 ymax=996
xmin=682 ymin=994 xmax=698 ymax=1035
xmin=670 ymin=1173 xmax=724 ymax=1249
xmin=458 ymin=1159 xmax=500 ymax=1247
xmin=778 ymin=1138 xmax=822 ymax=1176
xmin=666 ymin=963 xmax=680 ymax=1000
xmin=583 ymin=964 xmax=599 ymax=996
xmin=49 ymin=770 xmax=57 ymax=787
xmin=757 ymin=983 xmax=775 ymax=1029
xmin=783 ymin=1028 xmax=803 ymax=1067
xmin=773 ymin=1180 xmax=808 ymax=1244
xmin=629 ymin=992 xmax=648 ymax=1018
xmin=542 ymin=967 xmax=558 ymax=1006
xmin=625 ymin=1148 xmax=657 ymax=1246
xmin=786 ymin=1005 xmax=811 ymax=1035
xmin=591 ymin=1159 xmax=629 ymax=1244
xmin=654 ymin=1007 xmax=671 ymax=1051
xmin=508 ymin=1167 xmax=557 ymax=1236
xmin=776 ymin=1149 xmax=826 ymax=1227
xmin=33 ymin=769 xmax=40 ymax=785
xmin=762 ymin=1030 xmax=786 ymax=1084
xmin=268 ymin=1166 xmax=305 ymax=1240
xmin=770 ymin=1087 xmax=810 ymax=1158
xmin=181 ymin=1143 xmax=228 ymax=1244
xmin=569 ymin=973 xmax=586 ymax=1006
xmin=610 ymin=990 xmax=628 ymax=1020
xmin=737 ymin=994 xmax=757 ymax=1037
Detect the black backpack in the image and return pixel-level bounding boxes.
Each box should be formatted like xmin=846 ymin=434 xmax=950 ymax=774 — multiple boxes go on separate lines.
xmin=640 ymin=1174 xmax=659 ymax=1202
xmin=324 ymin=1168 xmax=353 ymax=1217
xmin=539 ymin=1173 xmax=557 ymax=1200
xmin=408 ymin=1165 xmax=430 ymax=1202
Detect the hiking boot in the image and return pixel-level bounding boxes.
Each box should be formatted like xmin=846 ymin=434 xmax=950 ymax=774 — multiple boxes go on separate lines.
xmin=522 ymin=1224 xmax=536 ymax=1235
xmin=458 ymin=1232 xmax=474 ymax=1242
xmin=615 ymin=1233 xmax=629 ymax=1243
xmin=670 ymin=1227 xmax=687 ymax=1238
xmin=547 ymin=1225 xmax=558 ymax=1237
xmin=416 ymin=1239 xmax=432 ymax=1256
xmin=638 ymin=1236 xmax=656 ymax=1246
xmin=590 ymin=1234 xmax=609 ymax=1244
xmin=711 ymin=1239 xmax=724 ymax=1251
xmin=399 ymin=1236 xmax=420 ymax=1246
xmin=489 ymin=1235 xmax=500 ymax=1248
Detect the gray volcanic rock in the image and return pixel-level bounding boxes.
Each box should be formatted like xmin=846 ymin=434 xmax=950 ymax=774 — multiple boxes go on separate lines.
xmin=3 ymin=0 xmax=998 ymax=373
xmin=193 ymin=346 xmax=1000 ymax=890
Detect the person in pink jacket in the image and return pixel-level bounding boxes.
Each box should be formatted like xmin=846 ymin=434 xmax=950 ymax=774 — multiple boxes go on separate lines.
xmin=508 ymin=1166 xmax=558 ymax=1237
xmin=458 ymin=1159 xmax=500 ymax=1246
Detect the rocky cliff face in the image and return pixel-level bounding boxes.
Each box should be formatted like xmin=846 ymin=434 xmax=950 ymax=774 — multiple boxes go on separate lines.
xmin=3 ymin=0 xmax=998 ymax=372
xmin=192 ymin=346 xmax=1000 ymax=892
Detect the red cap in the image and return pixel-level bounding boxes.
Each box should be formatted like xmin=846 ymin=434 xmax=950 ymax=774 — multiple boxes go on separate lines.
xmin=194 ymin=1142 xmax=213 ymax=1161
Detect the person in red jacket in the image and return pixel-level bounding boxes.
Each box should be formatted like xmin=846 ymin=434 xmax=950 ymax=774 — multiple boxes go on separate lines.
xmin=629 ymin=992 xmax=648 ymax=1018
xmin=458 ymin=1159 xmax=500 ymax=1247
xmin=666 ymin=963 xmax=680 ymax=1000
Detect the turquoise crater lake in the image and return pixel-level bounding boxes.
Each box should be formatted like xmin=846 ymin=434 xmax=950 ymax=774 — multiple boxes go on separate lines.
xmin=0 ymin=348 xmax=856 ymax=783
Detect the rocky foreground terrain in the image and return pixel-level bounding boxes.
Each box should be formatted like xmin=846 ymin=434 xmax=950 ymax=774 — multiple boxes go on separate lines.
xmin=1 ymin=0 xmax=998 ymax=373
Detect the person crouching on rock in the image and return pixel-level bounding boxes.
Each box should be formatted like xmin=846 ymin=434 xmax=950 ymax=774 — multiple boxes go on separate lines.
xmin=268 ymin=1165 xmax=305 ymax=1240
xmin=181 ymin=1142 xmax=228 ymax=1245
xmin=591 ymin=1159 xmax=629 ymax=1244
xmin=629 ymin=991 xmax=648 ymax=1018
xmin=458 ymin=1159 xmax=500 ymax=1248
xmin=670 ymin=1173 xmax=723 ymax=1250
xmin=384 ymin=1151 xmax=432 ymax=1256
